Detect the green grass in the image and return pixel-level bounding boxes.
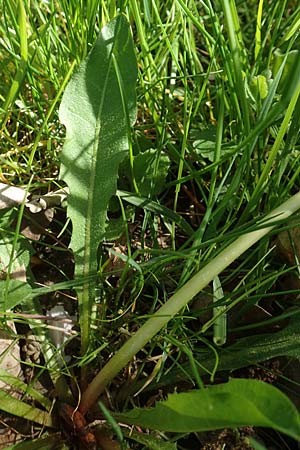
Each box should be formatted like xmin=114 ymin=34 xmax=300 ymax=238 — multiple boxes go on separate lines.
xmin=1 ymin=0 xmax=300 ymax=449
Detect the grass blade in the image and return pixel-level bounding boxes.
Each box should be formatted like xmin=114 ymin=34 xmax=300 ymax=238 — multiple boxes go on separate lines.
xmin=79 ymin=191 xmax=300 ymax=414
xmin=0 ymin=390 xmax=54 ymax=427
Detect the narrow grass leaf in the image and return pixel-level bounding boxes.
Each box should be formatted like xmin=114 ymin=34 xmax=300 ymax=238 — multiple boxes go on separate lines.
xmin=0 ymin=368 xmax=51 ymax=410
xmin=115 ymin=379 xmax=300 ymax=440
xmin=0 ymin=390 xmax=54 ymax=427
xmin=79 ymin=192 xmax=300 ymax=413
xmin=254 ymin=0 xmax=264 ymax=60
xmin=281 ymin=14 xmax=300 ymax=43
xmin=1 ymin=0 xmax=28 ymax=124
xmin=157 ymin=317 xmax=300 ymax=387
xmin=59 ymin=15 xmax=137 ymax=355
xmin=0 ymin=280 xmax=32 ymax=310
xmin=117 ymin=189 xmax=194 ymax=236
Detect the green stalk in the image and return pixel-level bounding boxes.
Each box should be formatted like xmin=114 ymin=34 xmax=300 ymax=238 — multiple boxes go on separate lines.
xmin=213 ymin=276 xmax=226 ymax=346
xmin=79 ymin=191 xmax=300 ymax=415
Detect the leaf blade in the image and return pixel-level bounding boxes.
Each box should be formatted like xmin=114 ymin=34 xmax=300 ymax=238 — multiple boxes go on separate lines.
xmin=0 ymin=389 xmax=54 ymax=427
xmin=59 ymin=15 xmax=137 ymax=353
xmin=115 ymin=379 xmax=300 ymax=440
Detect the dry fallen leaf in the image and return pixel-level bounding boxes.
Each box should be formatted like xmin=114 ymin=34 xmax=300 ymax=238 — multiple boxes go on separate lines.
xmin=20 ymin=208 xmax=54 ymax=240
xmin=0 ymin=322 xmax=21 ymax=394
xmin=277 ymin=224 xmax=300 ymax=265
xmin=0 ymin=183 xmax=28 ymax=209
xmin=26 ymin=188 xmax=68 ymax=213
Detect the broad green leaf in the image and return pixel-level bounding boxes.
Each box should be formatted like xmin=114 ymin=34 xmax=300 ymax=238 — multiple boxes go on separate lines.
xmin=157 ymin=318 xmax=300 ymax=388
xmin=191 ymin=127 xmax=233 ymax=162
xmin=0 ymin=389 xmax=54 ymax=427
xmin=0 ymin=233 xmax=31 ymax=280
xmin=191 ymin=126 xmax=216 ymax=161
xmin=272 ymin=49 xmax=300 ymax=93
xmin=117 ymin=190 xmax=194 ymax=236
xmin=248 ymin=437 xmax=268 ymax=450
xmin=0 ymin=231 xmax=32 ymax=310
xmin=59 ymin=15 xmax=137 ymax=353
xmin=133 ymin=149 xmax=170 ymax=196
xmin=115 ymin=379 xmax=300 ymax=440
xmin=0 ymin=279 xmax=32 ymax=310
xmin=250 ymin=74 xmax=269 ymax=100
